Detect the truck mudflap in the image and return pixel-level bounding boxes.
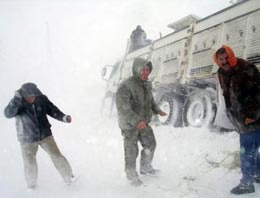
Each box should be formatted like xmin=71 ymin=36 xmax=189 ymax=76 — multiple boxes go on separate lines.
xmin=213 ymin=87 xmax=236 ymax=130
xmin=101 ymin=91 xmax=116 ymax=117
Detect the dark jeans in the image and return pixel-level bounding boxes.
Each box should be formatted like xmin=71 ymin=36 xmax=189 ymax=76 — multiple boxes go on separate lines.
xmin=122 ymin=126 xmax=156 ymax=181
xmin=240 ymin=129 xmax=260 ymax=185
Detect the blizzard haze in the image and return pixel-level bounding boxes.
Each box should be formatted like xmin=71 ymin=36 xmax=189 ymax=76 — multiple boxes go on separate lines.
xmin=1 ymin=0 xmax=259 ymax=198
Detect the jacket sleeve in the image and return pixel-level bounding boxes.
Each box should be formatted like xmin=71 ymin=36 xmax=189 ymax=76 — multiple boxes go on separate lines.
xmin=246 ymin=63 xmax=260 ymax=83
xmin=43 ymin=96 xmax=66 ymax=122
xmin=4 ymin=96 xmax=22 ymax=118
xmin=116 ymin=84 xmax=142 ymax=127
xmin=241 ymin=64 xmax=260 ymax=119
xmin=151 ymin=96 xmax=162 ymax=114
xmin=147 ymin=82 xmax=161 ymax=114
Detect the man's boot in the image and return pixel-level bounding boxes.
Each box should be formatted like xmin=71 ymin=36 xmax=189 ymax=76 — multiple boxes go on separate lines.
xmin=254 ymin=176 xmax=260 ymax=183
xmin=126 ymin=170 xmax=143 ymax=186
xmin=130 ymin=178 xmax=143 ymax=186
xmin=140 ymin=164 xmax=160 ymax=176
xmin=230 ymin=183 xmax=255 ymax=195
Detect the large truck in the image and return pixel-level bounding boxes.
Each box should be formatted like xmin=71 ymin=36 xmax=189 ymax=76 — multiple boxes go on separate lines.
xmin=101 ymin=0 xmax=260 ymax=129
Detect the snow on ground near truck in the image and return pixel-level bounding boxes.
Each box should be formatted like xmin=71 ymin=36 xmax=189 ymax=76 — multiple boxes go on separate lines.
xmin=0 ymin=81 xmax=260 ymax=198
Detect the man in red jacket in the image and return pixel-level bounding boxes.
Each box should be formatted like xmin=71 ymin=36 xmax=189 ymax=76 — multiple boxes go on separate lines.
xmin=214 ymin=45 xmax=260 ymax=195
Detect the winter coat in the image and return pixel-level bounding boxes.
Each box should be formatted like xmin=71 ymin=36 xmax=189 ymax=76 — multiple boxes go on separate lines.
xmin=130 ymin=27 xmax=147 ymax=51
xmin=116 ymin=58 xmax=162 ymax=130
xmin=216 ymin=51 xmax=260 ymax=133
xmin=4 ymin=83 xmax=67 ymax=143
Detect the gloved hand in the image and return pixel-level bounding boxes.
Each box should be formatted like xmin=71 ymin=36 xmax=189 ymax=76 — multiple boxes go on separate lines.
xmin=63 ymin=115 xmax=72 ymax=123
xmin=15 ymin=90 xmax=22 ymax=99
xmin=13 ymin=90 xmax=23 ymax=107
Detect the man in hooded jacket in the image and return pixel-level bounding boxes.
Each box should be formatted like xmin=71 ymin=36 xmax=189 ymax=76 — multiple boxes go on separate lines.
xmin=4 ymin=83 xmax=75 ymax=189
xmin=214 ymin=45 xmax=260 ymax=195
xmin=116 ymin=57 xmax=166 ymax=186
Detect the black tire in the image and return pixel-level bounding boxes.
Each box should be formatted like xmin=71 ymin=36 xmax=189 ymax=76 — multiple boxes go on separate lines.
xmin=182 ymin=90 xmax=216 ymax=128
xmin=157 ymin=94 xmax=183 ymax=127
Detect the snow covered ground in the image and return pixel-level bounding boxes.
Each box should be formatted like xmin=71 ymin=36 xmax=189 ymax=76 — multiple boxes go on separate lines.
xmin=0 ymin=81 xmax=260 ymax=198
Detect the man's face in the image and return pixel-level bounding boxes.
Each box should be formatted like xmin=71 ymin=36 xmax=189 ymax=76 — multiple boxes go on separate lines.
xmin=217 ymin=52 xmax=231 ymax=71
xmin=140 ymin=66 xmax=150 ymax=81
xmin=25 ymin=96 xmax=36 ymax=104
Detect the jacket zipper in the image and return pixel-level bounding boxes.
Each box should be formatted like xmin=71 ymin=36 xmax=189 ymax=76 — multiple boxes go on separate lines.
xmin=142 ymin=84 xmax=148 ymax=120
xmin=32 ymin=104 xmax=41 ymax=141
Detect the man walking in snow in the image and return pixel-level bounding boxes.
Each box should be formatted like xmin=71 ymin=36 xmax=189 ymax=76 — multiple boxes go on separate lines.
xmin=214 ymin=45 xmax=260 ymax=195
xmin=116 ymin=58 xmax=166 ymax=186
xmin=4 ymin=82 xmax=76 ymax=189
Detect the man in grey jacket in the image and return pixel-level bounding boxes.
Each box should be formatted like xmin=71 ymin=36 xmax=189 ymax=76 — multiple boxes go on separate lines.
xmin=116 ymin=58 xmax=166 ymax=186
xmin=4 ymin=82 xmax=76 ymax=189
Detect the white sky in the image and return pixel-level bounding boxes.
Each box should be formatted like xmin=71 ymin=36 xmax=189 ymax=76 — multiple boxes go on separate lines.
xmin=0 ymin=0 xmax=231 ymax=101
xmin=0 ymin=0 xmax=231 ymax=66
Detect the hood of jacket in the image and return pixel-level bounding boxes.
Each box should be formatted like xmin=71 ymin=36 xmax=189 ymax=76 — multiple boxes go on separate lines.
xmin=213 ymin=45 xmax=238 ymax=67
xmin=132 ymin=57 xmax=153 ymax=77
xmin=19 ymin=82 xmax=42 ymax=98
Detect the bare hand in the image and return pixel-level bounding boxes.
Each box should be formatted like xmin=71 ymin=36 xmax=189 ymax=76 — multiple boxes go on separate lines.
xmin=136 ymin=121 xmax=147 ymax=130
xmin=159 ymin=111 xmax=167 ymax=116
xmin=245 ymin=117 xmax=254 ymax=125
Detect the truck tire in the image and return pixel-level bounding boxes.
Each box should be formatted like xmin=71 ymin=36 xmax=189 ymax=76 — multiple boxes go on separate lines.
xmin=157 ymin=94 xmax=183 ymax=127
xmin=182 ymin=90 xmax=216 ymax=128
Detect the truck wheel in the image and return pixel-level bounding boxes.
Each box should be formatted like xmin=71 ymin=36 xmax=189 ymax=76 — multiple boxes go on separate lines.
xmin=101 ymin=92 xmax=116 ymax=117
xmin=182 ymin=90 xmax=216 ymax=128
xmin=157 ymin=94 xmax=183 ymax=127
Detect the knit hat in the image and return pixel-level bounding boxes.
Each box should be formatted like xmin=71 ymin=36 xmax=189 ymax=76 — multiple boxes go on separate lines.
xmin=20 ymin=82 xmax=42 ymax=98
